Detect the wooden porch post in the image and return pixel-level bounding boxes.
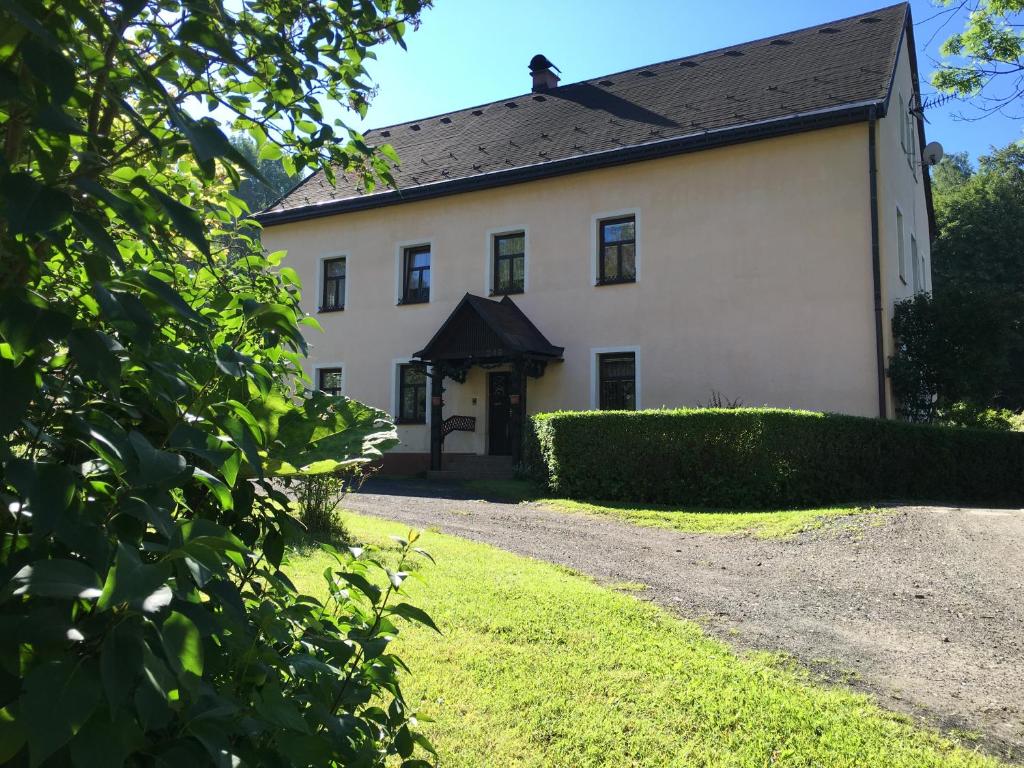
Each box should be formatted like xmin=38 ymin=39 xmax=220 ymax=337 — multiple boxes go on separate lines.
xmin=511 ymin=358 xmax=527 ymax=465
xmin=430 ymin=364 xmax=444 ymax=472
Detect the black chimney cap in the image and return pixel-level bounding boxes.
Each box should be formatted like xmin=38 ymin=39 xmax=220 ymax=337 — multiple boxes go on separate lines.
xmin=529 ymin=54 xmax=560 ymax=73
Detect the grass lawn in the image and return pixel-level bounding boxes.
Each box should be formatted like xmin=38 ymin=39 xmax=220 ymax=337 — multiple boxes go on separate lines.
xmin=288 ymin=513 xmax=999 ymax=768
xmin=459 ymin=478 xmax=871 ymax=539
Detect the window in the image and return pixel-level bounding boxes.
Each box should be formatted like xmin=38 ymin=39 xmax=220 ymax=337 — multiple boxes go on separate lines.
xmin=597 ymin=215 xmax=636 ymax=284
xmin=317 ymin=367 xmax=343 ymax=397
xmin=896 ymin=208 xmax=906 ymax=284
xmin=320 ymin=257 xmax=346 ymax=311
xmin=911 ymin=234 xmax=921 ymax=293
xmin=598 ymin=352 xmax=636 ymax=410
xmin=401 ymin=245 xmax=430 ymax=304
xmin=397 ymin=363 xmax=427 ymax=423
xmin=493 ymin=233 xmax=525 ymax=294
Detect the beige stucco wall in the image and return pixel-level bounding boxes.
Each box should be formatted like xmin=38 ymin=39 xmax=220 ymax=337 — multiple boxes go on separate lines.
xmin=877 ymin=34 xmax=933 ymax=416
xmin=264 ymin=122 xmax=880 ymax=454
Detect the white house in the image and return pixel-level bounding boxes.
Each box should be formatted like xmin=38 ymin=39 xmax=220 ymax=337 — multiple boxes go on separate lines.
xmin=257 ymin=3 xmax=934 ymax=474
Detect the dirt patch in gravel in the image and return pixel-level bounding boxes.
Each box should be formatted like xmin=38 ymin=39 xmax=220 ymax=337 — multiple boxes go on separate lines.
xmin=341 ymin=479 xmax=1024 ymax=762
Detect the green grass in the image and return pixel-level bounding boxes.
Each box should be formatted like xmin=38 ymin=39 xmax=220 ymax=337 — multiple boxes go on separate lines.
xmin=459 ymin=478 xmax=871 ymax=538
xmin=542 ymin=498 xmax=873 ymax=538
xmin=288 ymin=514 xmax=1000 ymax=768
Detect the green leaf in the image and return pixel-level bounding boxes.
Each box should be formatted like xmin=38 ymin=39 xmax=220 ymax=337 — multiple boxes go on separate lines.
xmin=69 ymin=707 xmax=144 ymax=768
xmin=139 ymin=181 xmax=210 ymax=256
xmin=387 ymin=602 xmax=442 ymax=634
xmin=0 ymin=358 xmax=34 ymax=432
xmin=263 ymin=529 xmax=284 ymax=570
xmin=2 ymin=559 xmax=102 ymax=601
xmin=101 ymin=621 xmax=145 ymax=710
xmin=0 ymin=707 xmax=26 ymax=764
xmin=67 ymin=328 xmax=122 ymax=392
xmin=1 ymin=172 xmax=73 ymax=234
xmin=127 ymin=431 xmax=190 ymax=489
xmin=22 ymin=660 xmax=101 ymax=766
xmin=161 ymin=611 xmax=203 ymax=680
xmin=97 ymin=542 xmax=172 ymax=613
xmin=5 ymin=459 xmax=77 ymax=537
xmin=215 ymin=344 xmax=252 ymax=377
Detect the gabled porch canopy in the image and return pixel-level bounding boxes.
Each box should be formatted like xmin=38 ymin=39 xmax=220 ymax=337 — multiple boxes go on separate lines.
xmin=414 ymin=293 xmax=563 ymax=371
xmin=413 ymin=294 xmax=563 ymax=471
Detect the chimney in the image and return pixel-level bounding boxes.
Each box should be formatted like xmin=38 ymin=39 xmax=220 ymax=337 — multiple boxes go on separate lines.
xmin=529 ymin=54 xmax=560 ymax=92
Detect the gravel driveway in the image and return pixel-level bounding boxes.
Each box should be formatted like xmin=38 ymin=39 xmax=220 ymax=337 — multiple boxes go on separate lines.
xmin=343 ymin=479 xmax=1024 ymax=761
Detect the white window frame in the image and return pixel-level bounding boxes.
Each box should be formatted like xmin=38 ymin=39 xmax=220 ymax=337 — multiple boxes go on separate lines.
xmin=312 ymin=362 xmax=345 ymax=397
xmin=484 ymin=226 xmax=529 ymax=296
xmin=316 ymin=252 xmax=349 ymax=313
xmin=896 ymin=206 xmax=907 ymax=285
xmin=591 ymin=208 xmax=641 ymax=286
xmin=391 ymin=357 xmax=432 ymax=426
xmin=590 ymin=346 xmax=641 ymax=410
xmin=395 ymin=239 xmax=434 ymax=305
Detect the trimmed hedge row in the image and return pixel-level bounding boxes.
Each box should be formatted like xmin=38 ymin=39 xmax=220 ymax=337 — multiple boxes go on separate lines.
xmin=525 ymin=408 xmax=1024 ymax=508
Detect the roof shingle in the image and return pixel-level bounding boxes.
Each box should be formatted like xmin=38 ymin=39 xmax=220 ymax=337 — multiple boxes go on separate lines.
xmin=262 ymin=3 xmax=907 ymax=222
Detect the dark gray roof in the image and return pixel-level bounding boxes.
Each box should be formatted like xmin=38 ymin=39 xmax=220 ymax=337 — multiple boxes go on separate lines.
xmin=414 ymin=294 xmax=564 ymax=362
xmin=260 ymin=3 xmax=908 ymax=225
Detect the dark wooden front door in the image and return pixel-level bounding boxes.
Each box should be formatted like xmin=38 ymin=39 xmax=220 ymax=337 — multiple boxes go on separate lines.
xmin=488 ymin=372 xmax=512 ymax=455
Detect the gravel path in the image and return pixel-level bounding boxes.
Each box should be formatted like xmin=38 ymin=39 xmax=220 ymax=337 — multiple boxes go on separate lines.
xmin=344 ymin=480 xmax=1024 ymax=761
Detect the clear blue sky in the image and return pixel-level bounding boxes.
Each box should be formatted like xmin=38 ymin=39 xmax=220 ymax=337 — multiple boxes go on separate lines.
xmin=346 ymin=0 xmax=1021 ymax=163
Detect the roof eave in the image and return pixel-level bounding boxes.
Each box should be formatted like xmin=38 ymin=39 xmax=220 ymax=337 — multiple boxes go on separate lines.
xmin=256 ymin=100 xmax=882 ymax=226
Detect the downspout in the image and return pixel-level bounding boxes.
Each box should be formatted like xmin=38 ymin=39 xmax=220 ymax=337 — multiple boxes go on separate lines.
xmin=868 ymin=109 xmax=888 ymax=419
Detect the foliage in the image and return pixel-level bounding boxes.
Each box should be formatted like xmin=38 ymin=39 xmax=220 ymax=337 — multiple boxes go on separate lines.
xmin=526 ymin=409 xmax=1024 ymax=508
xmin=0 ymin=0 xmax=440 ymax=766
xmin=939 ymin=401 xmax=1024 ymax=431
xmin=296 ymin=471 xmax=359 ymax=539
xmin=230 ymin=135 xmax=300 ymax=214
xmin=890 ymin=290 xmax=1015 ymax=420
xmin=933 ymin=0 xmax=1024 ymax=118
xmin=891 ymin=145 xmax=1024 ymax=415
xmin=698 ymin=390 xmax=743 ymax=409
xmin=291 ymin=515 xmax=1002 ymax=768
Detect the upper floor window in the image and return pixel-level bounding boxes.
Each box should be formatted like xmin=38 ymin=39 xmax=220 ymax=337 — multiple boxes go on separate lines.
xmin=401 ymin=245 xmax=431 ymax=304
xmin=896 ymin=207 xmax=907 ymax=284
xmin=397 ymin=363 xmax=427 ymax=423
xmin=318 ymin=367 xmax=343 ymax=397
xmin=598 ymin=215 xmax=636 ymax=285
xmin=493 ymin=233 xmax=525 ymax=295
xmin=598 ymin=352 xmax=636 ymax=410
xmin=321 ymin=257 xmax=346 ymax=312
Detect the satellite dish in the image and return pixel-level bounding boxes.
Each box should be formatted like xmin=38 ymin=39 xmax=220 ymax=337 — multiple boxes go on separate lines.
xmin=923 ymin=141 xmax=944 ymax=166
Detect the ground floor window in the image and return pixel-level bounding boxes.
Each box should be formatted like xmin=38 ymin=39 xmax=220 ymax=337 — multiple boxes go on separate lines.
xmin=398 ymin=363 xmax=427 ymax=423
xmin=317 ymin=367 xmax=343 ymax=397
xmin=598 ymin=352 xmax=636 ymax=410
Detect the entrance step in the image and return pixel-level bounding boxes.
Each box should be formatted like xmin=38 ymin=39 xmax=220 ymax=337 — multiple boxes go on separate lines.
xmin=428 ymin=454 xmax=515 ymax=481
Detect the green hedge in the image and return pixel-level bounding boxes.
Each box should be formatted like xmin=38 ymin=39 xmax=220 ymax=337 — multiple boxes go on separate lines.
xmin=525 ymin=408 xmax=1024 ymax=508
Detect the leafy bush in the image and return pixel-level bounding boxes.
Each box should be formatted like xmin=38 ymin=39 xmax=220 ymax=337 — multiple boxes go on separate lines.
xmin=527 ymin=409 xmax=1024 ymax=508
xmin=295 ymin=471 xmax=360 ymax=539
xmin=940 ymin=402 xmax=1024 ymax=432
xmin=0 ymin=0 xmax=440 ymax=766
